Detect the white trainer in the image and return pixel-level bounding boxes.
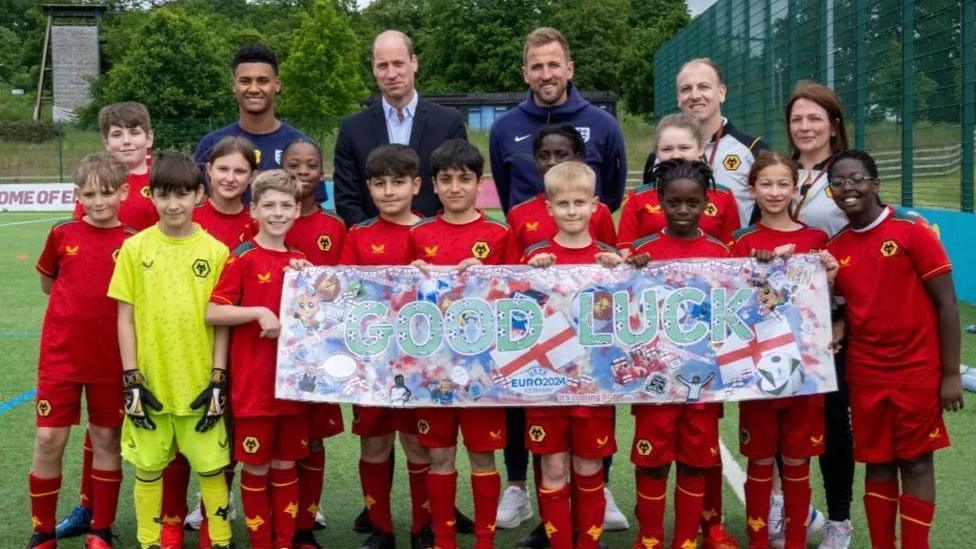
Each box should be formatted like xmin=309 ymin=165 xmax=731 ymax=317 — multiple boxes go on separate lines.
xmin=185 ymin=494 xmax=203 ymax=530
xmin=818 ymin=519 xmax=852 ymax=549
xmin=495 ymin=485 xmax=533 ymax=529
xmin=602 ymin=487 xmax=630 ymax=531
xmin=768 ymin=493 xmax=785 ymax=543
xmin=315 ymin=509 xmax=327 ymax=528
xmin=807 ymin=506 xmax=827 ymax=538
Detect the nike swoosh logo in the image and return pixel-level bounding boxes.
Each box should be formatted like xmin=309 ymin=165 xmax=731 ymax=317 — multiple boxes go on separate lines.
xmin=515 ymin=134 xmax=532 ymax=142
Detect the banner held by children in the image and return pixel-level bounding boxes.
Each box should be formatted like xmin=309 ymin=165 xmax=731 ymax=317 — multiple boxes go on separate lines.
xmin=276 ymin=256 xmax=836 ymax=407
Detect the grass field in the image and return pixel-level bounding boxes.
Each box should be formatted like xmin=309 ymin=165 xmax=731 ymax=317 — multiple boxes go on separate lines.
xmin=1 ymin=210 xmax=975 ymax=548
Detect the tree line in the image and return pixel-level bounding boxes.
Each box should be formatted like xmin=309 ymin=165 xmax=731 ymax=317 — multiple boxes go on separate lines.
xmin=0 ymin=0 xmax=690 ymax=143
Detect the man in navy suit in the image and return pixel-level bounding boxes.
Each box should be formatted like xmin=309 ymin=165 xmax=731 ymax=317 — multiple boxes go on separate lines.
xmin=333 ymin=30 xmax=467 ymax=226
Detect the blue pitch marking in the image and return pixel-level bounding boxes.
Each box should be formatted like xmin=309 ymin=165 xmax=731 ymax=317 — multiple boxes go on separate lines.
xmin=0 ymin=388 xmax=36 ymax=414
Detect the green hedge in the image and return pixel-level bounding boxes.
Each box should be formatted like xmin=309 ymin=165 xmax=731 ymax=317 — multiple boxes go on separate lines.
xmin=0 ymin=120 xmax=57 ymax=143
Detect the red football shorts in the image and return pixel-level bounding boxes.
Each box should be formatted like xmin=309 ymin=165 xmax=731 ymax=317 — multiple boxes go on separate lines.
xmin=525 ymin=413 xmax=616 ymax=459
xmin=738 ymin=395 xmax=826 ymax=459
xmin=306 ymin=403 xmax=344 ymax=440
xmin=849 ymin=384 xmax=950 ymax=463
xmin=234 ymin=414 xmax=310 ymax=464
xmin=35 ymin=378 xmax=123 ymax=428
xmin=415 ymin=408 xmax=506 ymax=452
xmin=352 ymin=405 xmax=418 ymax=436
xmin=631 ymin=404 xmax=720 ymax=468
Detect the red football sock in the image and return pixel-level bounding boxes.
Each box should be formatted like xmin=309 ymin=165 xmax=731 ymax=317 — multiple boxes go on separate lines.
xmin=90 ymin=468 xmax=122 ymax=530
xmin=471 ymin=471 xmax=501 ymax=549
xmin=899 ymin=493 xmax=934 ymax=549
xmin=573 ymin=471 xmax=606 ymax=549
xmin=407 ymin=461 xmax=431 ymax=534
xmin=782 ymin=461 xmax=812 ymax=547
xmin=240 ymin=470 xmax=272 ymax=549
xmin=270 ymin=467 xmax=300 ymax=549
xmin=538 ymin=484 xmax=572 ymax=549
xmin=360 ymin=460 xmax=394 ymax=533
xmin=29 ymin=473 xmax=61 ymax=534
xmin=673 ymin=473 xmax=706 ymax=549
xmin=161 ymin=453 xmax=190 ymax=525
xmin=80 ymin=431 xmax=94 ymax=511
xmin=427 ymin=471 xmax=458 ymax=549
xmin=296 ymin=448 xmax=325 ymax=531
xmin=634 ymin=470 xmax=666 ymax=549
xmin=701 ymin=464 xmax=724 ymax=532
xmin=863 ymin=478 xmax=899 ymax=549
xmin=744 ymin=461 xmax=774 ymax=548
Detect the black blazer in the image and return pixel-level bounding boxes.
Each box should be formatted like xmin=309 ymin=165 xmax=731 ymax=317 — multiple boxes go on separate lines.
xmin=332 ymin=97 xmax=467 ymax=226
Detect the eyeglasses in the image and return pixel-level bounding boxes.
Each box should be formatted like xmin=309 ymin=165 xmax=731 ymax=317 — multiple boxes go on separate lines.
xmin=828 ymin=173 xmax=875 ymax=189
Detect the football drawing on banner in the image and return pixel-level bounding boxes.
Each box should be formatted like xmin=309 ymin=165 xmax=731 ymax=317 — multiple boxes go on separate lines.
xmin=276 ymin=255 xmax=837 ymax=407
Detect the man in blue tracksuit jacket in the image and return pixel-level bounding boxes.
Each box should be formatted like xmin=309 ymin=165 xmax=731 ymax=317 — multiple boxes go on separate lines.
xmin=489 ymin=28 xmax=627 ymax=214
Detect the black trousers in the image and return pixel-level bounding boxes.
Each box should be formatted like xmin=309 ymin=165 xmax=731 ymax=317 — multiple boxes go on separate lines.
xmin=818 ymin=349 xmax=854 ymax=521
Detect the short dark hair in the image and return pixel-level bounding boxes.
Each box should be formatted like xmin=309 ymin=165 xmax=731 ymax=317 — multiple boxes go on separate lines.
xmin=98 ymin=101 xmax=151 ymax=137
xmin=233 ymin=43 xmax=279 ymax=75
xmin=430 ymin=139 xmax=484 ymax=179
xmin=281 ymin=138 xmax=323 ymax=164
xmin=827 ymin=149 xmax=879 ymax=180
xmin=533 ymin=123 xmax=585 ymax=159
xmin=366 ymin=144 xmax=419 ymax=179
xmin=207 ymin=136 xmax=258 ymax=171
xmin=150 ymin=151 xmax=201 ymax=193
xmin=653 ymin=158 xmax=713 ymax=198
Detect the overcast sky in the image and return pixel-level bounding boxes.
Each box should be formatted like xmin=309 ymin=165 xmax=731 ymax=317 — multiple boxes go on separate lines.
xmin=686 ymin=0 xmax=720 ymax=17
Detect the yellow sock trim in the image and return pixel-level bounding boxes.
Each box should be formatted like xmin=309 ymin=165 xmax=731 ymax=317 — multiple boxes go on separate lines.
xmin=637 ymin=489 xmax=666 ymax=501
xmin=746 ymin=475 xmax=774 ymax=482
xmin=900 ymin=513 xmax=932 ymax=527
xmin=471 ymin=470 xmax=499 ymax=477
xmin=577 ymin=482 xmax=604 ymax=493
xmin=782 ymin=475 xmax=810 ymax=482
xmin=866 ymin=491 xmax=898 ymax=502
xmin=676 ymin=484 xmax=704 ymax=498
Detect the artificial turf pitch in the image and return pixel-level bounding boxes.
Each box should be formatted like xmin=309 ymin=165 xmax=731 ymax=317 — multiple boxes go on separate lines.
xmin=1 ymin=210 xmax=974 ymax=548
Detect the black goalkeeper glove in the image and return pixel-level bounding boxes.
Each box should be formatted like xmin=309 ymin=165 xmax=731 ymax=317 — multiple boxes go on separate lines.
xmin=189 ymin=368 xmax=228 ymax=433
xmin=123 ymin=370 xmax=163 ymax=430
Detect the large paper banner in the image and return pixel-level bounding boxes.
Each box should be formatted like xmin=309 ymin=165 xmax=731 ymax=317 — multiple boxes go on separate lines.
xmin=276 ymin=256 xmax=837 ymax=407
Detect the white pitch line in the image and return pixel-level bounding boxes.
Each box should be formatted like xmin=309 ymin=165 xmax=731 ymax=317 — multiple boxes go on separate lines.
xmin=719 ymin=438 xmax=746 ymax=503
xmin=0 ymin=216 xmax=65 ymax=228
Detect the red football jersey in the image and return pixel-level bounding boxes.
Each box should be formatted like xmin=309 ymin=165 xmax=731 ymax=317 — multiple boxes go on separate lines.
xmin=408 ymin=212 xmax=517 ymax=266
xmin=729 ymin=223 xmax=829 ymax=256
xmin=193 ymin=199 xmax=251 ymax=250
xmin=210 ymin=241 xmax=306 ymax=416
xmin=72 ymin=171 xmax=158 ymax=231
xmin=523 ymin=239 xmax=618 ymax=419
xmin=285 ymin=210 xmax=346 ymax=266
xmin=506 ymin=193 xmax=617 ymax=255
xmin=340 ymin=216 xmax=415 ymax=266
xmin=828 ymin=207 xmax=951 ymax=388
xmin=36 ymin=220 xmax=135 ymax=383
xmin=631 ymin=229 xmax=732 ymax=260
xmin=617 ymin=184 xmax=740 ymax=251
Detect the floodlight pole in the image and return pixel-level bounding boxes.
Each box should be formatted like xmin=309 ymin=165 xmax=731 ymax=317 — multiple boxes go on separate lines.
xmin=33 ymin=12 xmax=53 ymax=121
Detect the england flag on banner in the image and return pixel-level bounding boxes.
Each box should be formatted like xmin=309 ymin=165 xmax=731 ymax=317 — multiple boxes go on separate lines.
xmin=491 ymin=312 xmax=585 ymax=380
xmin=716 ymin=317 xmax=801 ymax=386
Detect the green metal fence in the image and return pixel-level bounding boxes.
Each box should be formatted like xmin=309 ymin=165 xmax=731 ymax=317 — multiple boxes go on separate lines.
xmin=654 ymin=0 xmax=976 ymax=211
